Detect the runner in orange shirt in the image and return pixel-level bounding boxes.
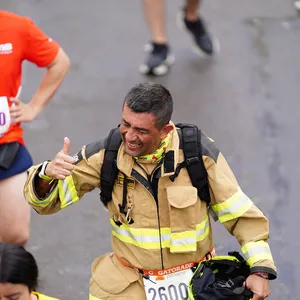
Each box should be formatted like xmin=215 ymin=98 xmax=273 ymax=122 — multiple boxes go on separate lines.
xmin=0 ymin=10 xmax=70 ymax=245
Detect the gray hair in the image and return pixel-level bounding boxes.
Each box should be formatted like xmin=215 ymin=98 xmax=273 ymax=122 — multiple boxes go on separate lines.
xmin=123 ymin=82 xmax=173 ymax=129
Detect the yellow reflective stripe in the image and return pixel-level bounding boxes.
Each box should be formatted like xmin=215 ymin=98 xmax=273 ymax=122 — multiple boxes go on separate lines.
xmin=242 ymin=241 xmax=274 ymax=266
xmin=212 ymin=188 xmax=253 ymax=223
xmin=170 ymin=231 xmax=197 ymax=253
xmin=170 ymin=243 xmax=197 ymax=253
xmin=58 ymin=176 xmax=79 ymax=209
xmin=111 ymin=216 xmax=210 ymax=250
xmin=111 ymin=218 xmax=168 ymax=249
xmin=89 ymin=294 xmax=102 ymax=300
xmin=112 ymin=230 xmax=165 ymax=249
xmin=209 ymin=256 xmax=239 ymax=262
xmin=196 ymin=215 xmax=210 ymax=242
xmin=29 ymin=184 xmax=58 ymax=208
xmin=110 ymin=218 xmax=169 ymax=237
xmin=171 ymin=230 xmax=196 ymax=240
xmin=246 ymin=253 xmax=274 ymax=266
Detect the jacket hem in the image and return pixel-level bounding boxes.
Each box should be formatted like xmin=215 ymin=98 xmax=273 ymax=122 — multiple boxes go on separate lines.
xmin=250 ymin=266 xmax=277 ymax=280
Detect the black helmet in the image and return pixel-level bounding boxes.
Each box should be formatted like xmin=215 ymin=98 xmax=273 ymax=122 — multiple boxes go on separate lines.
xmin=188 ymin=252 xmax=253 ymax=300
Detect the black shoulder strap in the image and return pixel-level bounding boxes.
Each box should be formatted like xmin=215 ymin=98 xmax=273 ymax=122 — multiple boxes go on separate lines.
xmin=100 ymin=124 xmax=211 ymax=208
xmin=100 ymin=127 xmax=122 ymax=206
xmin=171 ymin=123 xmax=210 ymax=206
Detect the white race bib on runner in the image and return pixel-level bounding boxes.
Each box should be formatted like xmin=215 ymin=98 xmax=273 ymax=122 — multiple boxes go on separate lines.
xmin=0 ymin=96 xmax=11 ymax=135
xmin=144 ymin=268 xmax=193 ymax=300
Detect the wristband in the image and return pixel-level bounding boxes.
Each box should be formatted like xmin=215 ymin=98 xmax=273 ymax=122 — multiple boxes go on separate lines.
xmin=253 ymin=272 xmax=269 ymax=279
xmin=38 ymin=161 xmax=52 ymax=181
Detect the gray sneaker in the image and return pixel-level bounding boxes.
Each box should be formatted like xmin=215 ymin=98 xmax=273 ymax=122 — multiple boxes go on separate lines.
xmin=139 ymin=42 xmax=175 ymax=76
xmin=176 ymin=8 xmax=220 ymax=56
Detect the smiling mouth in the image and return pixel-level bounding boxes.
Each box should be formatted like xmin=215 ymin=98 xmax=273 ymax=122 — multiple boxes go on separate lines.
xmin=127 ymin=141 xmax=142 ymax=149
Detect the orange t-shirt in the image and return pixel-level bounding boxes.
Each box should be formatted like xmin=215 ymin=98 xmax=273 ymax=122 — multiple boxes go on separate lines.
xmin=0 ymin=10 xmax=60 ymax=145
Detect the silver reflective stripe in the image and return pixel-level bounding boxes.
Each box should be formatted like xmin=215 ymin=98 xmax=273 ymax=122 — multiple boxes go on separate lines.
xmin=171 ymin=237 xmax=196 ymax=246
xmin=197 ymin=219 xmax=209 ymax=238
xmin=161 ymin=232 xmax=171 ymax=243
xmin=215 ymin=192 xmax=249 ymax=217
xmin=111 ymin=218 xmax=209 ymax=247
xmin=244 ymin=245 xmax=270 ymax=260
xmin=112 ymin=226 xmax=161 ymax=243
xmin=62 ymin=180 xmax=73 ymax=207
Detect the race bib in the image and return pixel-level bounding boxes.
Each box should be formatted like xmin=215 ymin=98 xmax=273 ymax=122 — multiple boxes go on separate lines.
xmin=0 ymin=96 xmax=11 ymax=135
xmin=143 ymin=266 xmax=193 ymax=300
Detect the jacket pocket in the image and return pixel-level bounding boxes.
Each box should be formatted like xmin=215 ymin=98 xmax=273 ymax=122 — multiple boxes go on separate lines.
xmin=166 ymin=186 xmax=198 ymax=253
xmin=90 ymin=253 xmax=139 ymax=297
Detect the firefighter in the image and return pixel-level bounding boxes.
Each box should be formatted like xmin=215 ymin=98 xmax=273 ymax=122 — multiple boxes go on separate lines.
xmin=24 ymin=82 xmax=276 ymax=300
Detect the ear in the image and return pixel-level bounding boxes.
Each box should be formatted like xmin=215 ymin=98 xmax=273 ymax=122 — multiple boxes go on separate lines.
xmin=160 ymin=124 xmax=174 ymax=139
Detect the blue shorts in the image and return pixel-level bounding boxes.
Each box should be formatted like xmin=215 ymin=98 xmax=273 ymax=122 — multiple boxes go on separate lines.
xmin=0 ymin=144 xmax=33 ymax=180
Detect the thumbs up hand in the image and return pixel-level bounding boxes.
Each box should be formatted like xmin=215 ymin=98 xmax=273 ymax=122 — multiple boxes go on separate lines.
xmin=45 ymin=137 xmax=76 ymax=180
xmin=61 ymin=136 xmax=71 ymax=155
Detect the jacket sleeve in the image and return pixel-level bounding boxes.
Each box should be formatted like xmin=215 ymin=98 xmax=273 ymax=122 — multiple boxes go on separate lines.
xmin=202 ymin=135 xmax=277 ymax=279
xmin=24 ymin=142 xmax=104 ymax=215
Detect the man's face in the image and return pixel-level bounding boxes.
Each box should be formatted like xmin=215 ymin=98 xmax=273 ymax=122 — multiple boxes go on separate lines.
xmin=120 ymin=104 xmax=172 ymax=157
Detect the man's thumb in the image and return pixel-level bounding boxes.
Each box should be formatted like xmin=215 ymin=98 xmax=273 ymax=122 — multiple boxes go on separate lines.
xmin=62 ymin=137 xmax=70 ymax=154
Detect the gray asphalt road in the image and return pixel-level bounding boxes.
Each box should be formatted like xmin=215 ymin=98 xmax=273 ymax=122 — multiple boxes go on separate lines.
xmin=1 ymin=0 xmax=298 ymax=299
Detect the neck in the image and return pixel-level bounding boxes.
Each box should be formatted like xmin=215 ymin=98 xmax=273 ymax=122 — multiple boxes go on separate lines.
xmin=31 ymin=293 xmax=38 ymax=300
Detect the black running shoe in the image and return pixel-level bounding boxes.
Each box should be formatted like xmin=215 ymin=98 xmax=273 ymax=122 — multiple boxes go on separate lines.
xmin=139 ymin=42 xmax=175 ymax=76
xmin=177 ymin=9 xmax=219 ymax=56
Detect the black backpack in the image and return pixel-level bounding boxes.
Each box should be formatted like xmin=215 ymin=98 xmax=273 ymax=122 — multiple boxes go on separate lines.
xmin=100 ymin=123 xmax=212 ymax=217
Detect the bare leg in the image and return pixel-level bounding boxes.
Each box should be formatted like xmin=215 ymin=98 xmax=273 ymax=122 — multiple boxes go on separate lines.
xmin=185 ymin=0 xmax=200 ymax=21
xmin=142 ymin=0 xmax=168 ymax=44
xmin=0 ymin=172 xmax=30 ymax=245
